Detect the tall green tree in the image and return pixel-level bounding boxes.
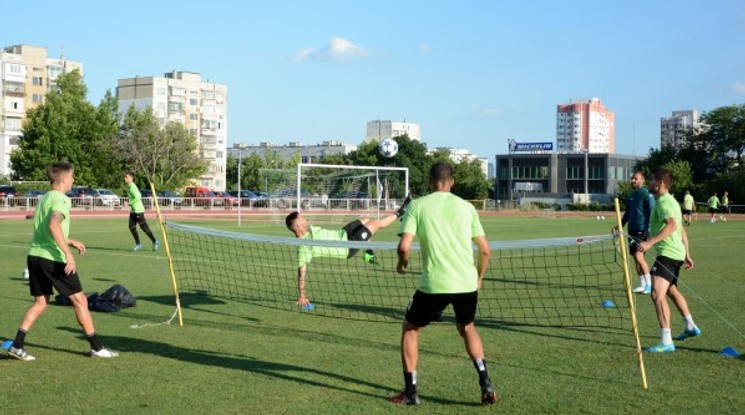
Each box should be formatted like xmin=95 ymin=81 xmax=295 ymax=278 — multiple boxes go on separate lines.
xmin=119 ymin=106 xmax=207 ymax=190
xmin=10 ymin=70 xmax=120 ymax=186
xmin=695 ymin=104 xmax=745 ymax=171
xmin=661 ymin=159 xmax=693 ymax=199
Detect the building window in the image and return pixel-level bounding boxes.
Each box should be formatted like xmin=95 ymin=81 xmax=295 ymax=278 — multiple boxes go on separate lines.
xmin=589 ymin=166 xmax=604 ymax=179
xmin=567 ymin=166 xmax=584 ymax=179
xmin=157 ymin=87 xmax=166 ymax=95
xmin=168 ymin=102 xmax=183 ymax=112
xmin=189 ymin=128 xmax=198 ymax=136
xmin=190 ymin=98 xmax=198 ymax=106
xmin=32 ymin=76 xmax=43 ymax=86
xmin=5 ymin=117 xmax=22 ymax=131
xmin=32 ymin=94 xmax=43 ymax=103
xmin=8 ymin=64 xmax=22 ymax=74
xmin=48 ymin=66 xmax=63 ymax=79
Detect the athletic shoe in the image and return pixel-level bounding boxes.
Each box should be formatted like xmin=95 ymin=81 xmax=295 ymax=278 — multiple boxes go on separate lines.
xmin=674 ymin=327 xmax=702 ymax=341
xmin=646 ymin=342 xmax=675 ymax=353
xmin=90 ymin=347 xmax=119 ymax=358
xmin=643 ymin=285 xmax=651 ymax=295
xmin=363 ymin=252 xmax=379 ymax=265
xmin=632 ymin=284 xmax=646 ymax=293
xmin=7 ymin=346 xmax=35 ymax=361
xmin=396 ymin=195 xmax=412 ymax=218
xmin=480 ymin=380 xmax=499 ymax=405
xmin=390 ymin=391 xmax=421 ymax=405
xmin=153 ymin=240 xmax=160 ymax=251
xmin=133 ymin=244 xmax=144 ymax=252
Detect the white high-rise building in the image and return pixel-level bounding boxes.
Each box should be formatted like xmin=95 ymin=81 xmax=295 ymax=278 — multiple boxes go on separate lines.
xmin=365 ymin=120 xmax=421 ymax=143
xmin=117 ymin=71 xmax=228 ymax=190
xmin=660 ymin=110 xmax=701 ymax=150
xmin=556 ymin=98 xmax=615 ymax=154
xmin=0 ymin=45 xmax=82 ymax=177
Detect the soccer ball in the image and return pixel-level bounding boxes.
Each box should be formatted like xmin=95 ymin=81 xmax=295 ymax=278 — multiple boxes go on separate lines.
xmin=379 ymin=139 xmax=399 ymax=158
xmin=22 ymin=268 xmax=29 ymax=280
xmin=596 ymin=216 xmax=601 ymax=221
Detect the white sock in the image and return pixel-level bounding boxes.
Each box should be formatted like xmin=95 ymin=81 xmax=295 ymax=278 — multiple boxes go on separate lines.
xmin=643 ymin=274 xmax=651 ymax=286
xmin=684 ymin=314 xmax=696 ymax=331
xmin=661 ymin=328 xmax=673 ymax=345
xmin=638 ymin=275 xmax=645 ymax=286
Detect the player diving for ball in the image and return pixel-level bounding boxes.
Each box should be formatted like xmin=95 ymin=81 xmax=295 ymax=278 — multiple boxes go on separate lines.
xmin=285 ymin=195 xmax=411 ymax=308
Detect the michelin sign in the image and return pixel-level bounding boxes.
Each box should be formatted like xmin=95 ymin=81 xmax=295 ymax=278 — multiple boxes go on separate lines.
xmin=508 ymin=139 xmax=553 ymax=152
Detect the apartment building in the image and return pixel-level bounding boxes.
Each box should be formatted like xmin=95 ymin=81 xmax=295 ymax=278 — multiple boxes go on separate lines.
xmin=660 ymin=110 xmax=702 ymax=150
xmin=0 ymin=44 xmax=82 ymax=176
xmin=556 ymin=98 xmax=615 ymax=154
xmin=365 ymin=120 xmax=421 ymax=143
xmin=117 ymin=71 xmax=227 ymax=190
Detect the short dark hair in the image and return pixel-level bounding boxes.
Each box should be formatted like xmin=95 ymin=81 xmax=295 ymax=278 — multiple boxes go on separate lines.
xmin=652 ymin=169 xmax=673 ymax=188
xmin=47 ymin=161 xmax=73 ymax=184
xmin=429 ymin=161 xmax=454 ymax=182
xmin=285 ymin=211 xmax=300 ymax=231
xmin=126 ymin=171 xmax=136 ymax=178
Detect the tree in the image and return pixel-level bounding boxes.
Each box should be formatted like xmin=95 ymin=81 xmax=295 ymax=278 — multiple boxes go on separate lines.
xmin=119 ymin=106 xmax=207 ymax=190
xmin=10 ymin=70 xmax=120 ymax=186
xmin=661 ymin=159 xmax=693 ymax=200
xmin=695 ymin=104 xmax=745 ymax=171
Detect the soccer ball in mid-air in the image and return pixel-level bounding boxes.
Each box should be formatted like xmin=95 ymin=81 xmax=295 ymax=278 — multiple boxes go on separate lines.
xmin=379 ymin=139 xmax=399 ymax=158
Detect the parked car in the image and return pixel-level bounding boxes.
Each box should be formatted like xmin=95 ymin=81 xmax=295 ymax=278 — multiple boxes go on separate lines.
xmin=270 ymin=189 xmax=311 ymax=209
xmin=214 ymin=190 xmax=240 ymax=207
xmin=227 ymin=189 xmax=268 ymax=207
xmin=0 ymin=185 xmax=18 ymax=206
xmin=183 ymin=186 xmax=224 ymax=207
xmin=141 ymin=189 xmax=184 ymax=207
xmin=333 ymin=190 xmax=370 ymax=199
xmin=66 ymin=187 xmax=120 ymax=207
xmin=18 ymin=189 xmax=46 ymax=207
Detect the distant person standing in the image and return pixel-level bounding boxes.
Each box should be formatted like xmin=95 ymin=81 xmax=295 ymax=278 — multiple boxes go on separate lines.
xmin=393 ymin=162 xmax=496 ymax=406
xmin=613 ymin=171 xmax=655 ymax=294
xmin=124 ymin=172 xmax=159 ymax=251
xmin=706 ymin=192 xmax=720 ymax=223
xmin=7 ymin=161 xmax=118 ymax=361
xmin=682 ymin=191 xmax=695 ymax=226
xmin=637 ymin=169 xmax=700 ymax=353
xmin=720 ymin=191 xmax=730 ymax=222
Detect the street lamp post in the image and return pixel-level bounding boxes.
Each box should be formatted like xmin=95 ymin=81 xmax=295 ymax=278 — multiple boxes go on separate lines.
xmin=237 ymin=150 xmax=244 ymax=227
xmin=584 ymin=149 xmax=589 ymax=204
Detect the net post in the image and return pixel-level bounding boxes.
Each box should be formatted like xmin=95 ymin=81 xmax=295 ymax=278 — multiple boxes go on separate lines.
xmin=149 ymin=181 xmax=184 ymax=327
xmin=614 ymin=197 xmax=648 ymax=390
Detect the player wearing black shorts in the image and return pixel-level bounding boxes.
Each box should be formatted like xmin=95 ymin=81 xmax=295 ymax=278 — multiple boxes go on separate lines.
xmin=394 ymin=162 xmax=496 ymax=406
xmin=7 ymin=162 xmax=118 ymax=361
xmin=637 ymin=169 xmax=700 ymax=353
xmin=285 ymin=196 xmax=411 ymax=309
xmin=613 ymin=171 xmax=654 ymax=294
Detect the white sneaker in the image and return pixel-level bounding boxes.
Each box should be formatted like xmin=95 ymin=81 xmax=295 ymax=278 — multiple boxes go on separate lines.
xmin=133 ymin=244 xmax=144 ymax=252
xmin=632 ymin=285 xmax=647 ymax=293
xmin=8 ymin=346 xmax=36 ymax=361
xmin=90 ymin=347 xmax=119 ymax=358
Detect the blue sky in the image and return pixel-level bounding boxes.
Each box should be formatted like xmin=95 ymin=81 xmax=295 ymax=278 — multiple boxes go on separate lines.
xmin=4 ymin=1 xmax=745 ymax=159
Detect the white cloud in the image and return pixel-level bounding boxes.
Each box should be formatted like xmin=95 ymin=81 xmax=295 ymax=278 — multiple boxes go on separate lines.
xmin=469 ymin=105 xmax=504 ymax=119
xmin=294 ymin=37 xmax=369 ymax=62
xmin=734 ymin=81 xmax=745 ymax=95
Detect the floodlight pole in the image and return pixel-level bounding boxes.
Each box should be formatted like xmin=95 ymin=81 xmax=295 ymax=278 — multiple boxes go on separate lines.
xmin=237 ymin=150 xmax=244 ymax=227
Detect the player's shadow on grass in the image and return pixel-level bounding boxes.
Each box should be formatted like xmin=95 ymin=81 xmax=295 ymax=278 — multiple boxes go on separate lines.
xmin=51 ymin=329 xmax=480 ymax=406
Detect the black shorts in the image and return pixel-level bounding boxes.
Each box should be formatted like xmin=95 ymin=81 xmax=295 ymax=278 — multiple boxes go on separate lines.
xmin=27 ymin=255 xmax=84 ymax=298
xmin=404 ymin=290 xmax=479 ymax=327
xmin=342 ymin=220 xmax=372 ymax=258
xmin=627 ymin=230 xmax=647 ymax=255
xmin=129 ymin=212 xmax=148 ymax=224
xmin=708 ymin=207 xmax=719 ymax=214
xmin=682 ymin=209 xmax=692 ymax=215
xmin=650 ymin=256 xmax=683 ymax=285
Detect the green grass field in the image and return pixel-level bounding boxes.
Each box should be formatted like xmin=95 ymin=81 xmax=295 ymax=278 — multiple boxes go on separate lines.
xmin=0 ymin=213 xmax=743 ymax=414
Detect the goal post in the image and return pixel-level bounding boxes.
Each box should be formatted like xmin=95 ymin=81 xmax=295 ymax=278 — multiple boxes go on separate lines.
xmin=296 ymin=163 xmax=409 ymax=214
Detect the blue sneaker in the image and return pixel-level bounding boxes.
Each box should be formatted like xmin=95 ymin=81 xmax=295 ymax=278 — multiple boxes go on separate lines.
xmin=153 ymin=240 xmax=160 ymax=251
xmin=643 ymin=285 xmax=651 ymax=295
xmin=674 ymin=327 xmax=701 ymax=341
xmin=646 ymin=342 xmax=675 ymax=353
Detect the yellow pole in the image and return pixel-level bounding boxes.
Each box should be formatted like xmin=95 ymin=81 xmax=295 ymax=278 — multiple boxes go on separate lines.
xmin=150 ymin=181 xmax=184 ymax=327
xmin=614 ymin=197 xmax=648 ymax=389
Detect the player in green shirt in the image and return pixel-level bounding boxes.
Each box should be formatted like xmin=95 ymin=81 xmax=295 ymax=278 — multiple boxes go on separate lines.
xmin=720 ymin=191 xmax=730 ymax=222
xmin=393 ymin=162 xmax=496 ymax=406
xmin=285 ymin=195 xmax=410 ymax=309
xmin=124 ymin=172 xmax=159 ymax=251
xmin=707 ymin=192 xmax=720 ymax=223
xmin=682 ymin=190 xmax=695 ymax=226
xmin=7 ymin=162 xmax=118 ymax=361
xmin=638 ymin=169 xmax=700 ymax=353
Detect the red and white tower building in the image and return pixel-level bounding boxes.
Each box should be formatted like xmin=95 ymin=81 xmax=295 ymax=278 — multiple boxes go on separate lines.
xmin=556 ymin=98 xmax=615 ymax=154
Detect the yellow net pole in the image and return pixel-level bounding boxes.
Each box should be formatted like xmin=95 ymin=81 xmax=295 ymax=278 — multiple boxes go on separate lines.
xmin=149 ymin=181 xmax=184 ymax=327
xmin=614 ymin=197 xmax=648 ymax=389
